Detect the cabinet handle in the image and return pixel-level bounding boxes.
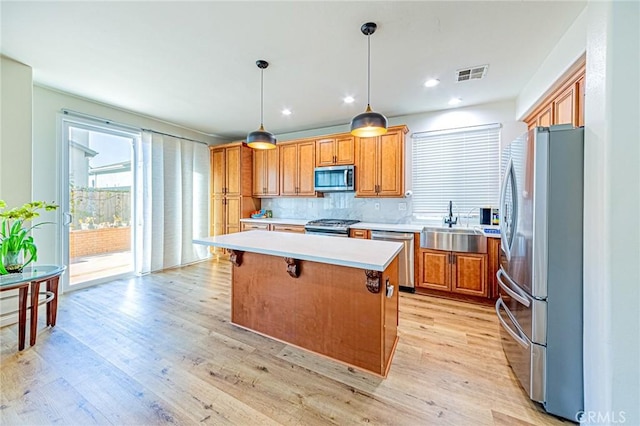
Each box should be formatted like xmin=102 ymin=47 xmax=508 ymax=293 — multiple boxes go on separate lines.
xmin=452 ymin=254 xmax=457 ymax=264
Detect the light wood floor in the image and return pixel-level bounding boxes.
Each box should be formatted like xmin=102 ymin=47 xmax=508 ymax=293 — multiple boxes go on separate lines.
xmin=0 ymin=260 xmax=571 ymax=425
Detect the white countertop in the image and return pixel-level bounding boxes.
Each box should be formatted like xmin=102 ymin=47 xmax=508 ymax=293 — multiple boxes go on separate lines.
xmin=194 ymin=230 xmax=403 ymax=271
xmin=350 ymin=222 xmax=425 ymax=233
xmin=239 ymin=218 xmax=500 ymax=237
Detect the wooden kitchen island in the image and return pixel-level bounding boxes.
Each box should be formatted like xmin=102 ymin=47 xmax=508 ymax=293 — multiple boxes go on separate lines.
xmin=194 ymin=230 xmax=402 ymax=376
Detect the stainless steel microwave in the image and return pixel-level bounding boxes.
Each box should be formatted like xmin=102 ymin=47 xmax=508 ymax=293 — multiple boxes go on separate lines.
xmin=313 ymin=165 xmax=355 ymax=192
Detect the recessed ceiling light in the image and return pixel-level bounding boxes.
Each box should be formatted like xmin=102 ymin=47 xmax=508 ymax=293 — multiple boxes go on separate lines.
xmin=282 ymin=109 xmax=292 ymax=116
xmin=343 ymin=96 xmax=355 ymax=104
xmin=424 ymin=79 xmax=440 ymax=88
xmin=448 ymin=97 xmax=462 ymax=105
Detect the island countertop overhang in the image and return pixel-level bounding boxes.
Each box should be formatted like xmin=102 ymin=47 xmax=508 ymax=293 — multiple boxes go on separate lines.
xmin=194 ymin=230 xmax=402 ymax=271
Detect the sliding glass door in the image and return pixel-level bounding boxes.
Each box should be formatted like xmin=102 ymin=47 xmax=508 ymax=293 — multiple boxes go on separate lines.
xmin=61 ymin=118 xmax=139 ymax=291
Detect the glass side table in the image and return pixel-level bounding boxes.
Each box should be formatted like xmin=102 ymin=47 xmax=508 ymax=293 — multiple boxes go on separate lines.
xmin=0 ymin=265 xmax=66 ymax=350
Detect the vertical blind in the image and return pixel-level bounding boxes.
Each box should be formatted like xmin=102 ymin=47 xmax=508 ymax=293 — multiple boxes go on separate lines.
xmin=412 ymin=123 xmax=501 ymax=214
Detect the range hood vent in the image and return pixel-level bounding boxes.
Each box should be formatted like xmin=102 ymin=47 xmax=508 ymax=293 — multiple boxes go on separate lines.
xmin=456 ymin=64 xmax=489 ymax=82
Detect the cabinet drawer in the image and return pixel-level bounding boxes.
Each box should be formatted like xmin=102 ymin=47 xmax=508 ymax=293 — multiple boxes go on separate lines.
xmin=241 ymin=223 xmax=270 ymax=231
xmin=271 ymin=224 xmax=306 ymax=233
xmin=349 ymin=229 xmax=370 ymax=239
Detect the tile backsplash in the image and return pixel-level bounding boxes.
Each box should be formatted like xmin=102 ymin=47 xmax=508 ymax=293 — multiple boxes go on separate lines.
xmin=260 ymin=193 xmax=413 ymax=223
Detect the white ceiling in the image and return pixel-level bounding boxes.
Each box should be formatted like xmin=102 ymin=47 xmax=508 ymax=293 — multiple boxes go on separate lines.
xmin=1 ymin=1 xmax=586 ymax=139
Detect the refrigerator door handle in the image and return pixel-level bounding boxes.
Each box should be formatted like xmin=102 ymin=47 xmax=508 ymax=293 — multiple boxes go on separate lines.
xmin=495 ymin=298 xmax=529 ymax=349
xmin=499 ymin=158 xmax=513 ymax=259
xmin=497 ymin=267 xmax=530 ymax=307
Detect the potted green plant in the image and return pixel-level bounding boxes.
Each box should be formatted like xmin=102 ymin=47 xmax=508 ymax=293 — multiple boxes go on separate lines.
xmin=0 ymin=200 xmax=59 ymax=274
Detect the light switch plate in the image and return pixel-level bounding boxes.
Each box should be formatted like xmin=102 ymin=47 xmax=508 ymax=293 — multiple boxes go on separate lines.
xmin=374 ymin=203 xmax=380 ymax=210
xmin=399 ymin=202 xmax=407 ymax=211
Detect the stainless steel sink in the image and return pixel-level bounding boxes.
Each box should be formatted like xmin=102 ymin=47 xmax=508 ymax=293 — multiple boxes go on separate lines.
xmin=421 ymin=227 xmax=487 ymax=253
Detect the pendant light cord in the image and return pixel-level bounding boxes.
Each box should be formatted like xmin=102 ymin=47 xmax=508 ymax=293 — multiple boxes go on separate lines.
xmin=367 ymin=32 xmax=371 ymax=108
xmin=260 ymin=68 xmax=264 ymax=127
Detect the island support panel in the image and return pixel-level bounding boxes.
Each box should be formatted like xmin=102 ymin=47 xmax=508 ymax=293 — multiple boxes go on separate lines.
xmin=231 ymin=252 xmax=399 ymax=376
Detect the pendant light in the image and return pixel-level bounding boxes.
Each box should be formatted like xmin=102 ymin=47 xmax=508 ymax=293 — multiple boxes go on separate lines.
xmin=350 ymin=22 xmax=388 ymax=137
xmin=247 ymin=60 xmax=276 ymax=149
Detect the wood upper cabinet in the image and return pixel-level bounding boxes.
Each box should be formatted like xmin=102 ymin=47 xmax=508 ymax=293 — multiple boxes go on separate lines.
xmin=316 ymin=135 xmax=355 ymax=166
xmin=253 ymin=148 xmax=279 ymax=197
xmin=279 ymin=141 xmax=316 ymax=196
xmin=355 ymin=125 xmax=407 ymax=197
xmin=418 ymin=249 xmax=488 ymax=298
xmin=525 ymin=59 xmax=585 ymax=129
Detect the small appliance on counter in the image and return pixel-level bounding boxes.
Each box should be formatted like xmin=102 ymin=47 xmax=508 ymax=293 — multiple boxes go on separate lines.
xmin=480 ymin=207 xmax=492 ymax=225
xmin=480 ymin=207 xmax=499 ymax=225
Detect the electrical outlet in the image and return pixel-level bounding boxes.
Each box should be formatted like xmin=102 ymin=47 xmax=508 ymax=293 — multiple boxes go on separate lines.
xmin=374 ymin=202 xmax=380 ymax=210
xmin=308 ymin=201 xmax=314 ymax=209
xmin=399 ymin=203 xmax=407 ymax=211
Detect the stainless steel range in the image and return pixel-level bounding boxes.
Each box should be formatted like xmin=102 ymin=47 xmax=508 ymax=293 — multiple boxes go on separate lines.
xmin=304 ymin=219 xmax=360 ymax=237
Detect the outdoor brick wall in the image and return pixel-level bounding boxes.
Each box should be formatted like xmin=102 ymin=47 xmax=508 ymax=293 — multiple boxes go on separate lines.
xmin=69 ymin=227 xmax=131 ymax=258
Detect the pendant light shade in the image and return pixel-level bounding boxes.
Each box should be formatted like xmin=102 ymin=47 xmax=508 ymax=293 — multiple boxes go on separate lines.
xmin=247 ymin=60 xmax=276 ymax=150
xmin=351 ymin=22 xmax=388 ymax=137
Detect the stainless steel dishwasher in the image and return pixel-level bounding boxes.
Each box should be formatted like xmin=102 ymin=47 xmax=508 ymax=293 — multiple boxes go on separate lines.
xmin=370 ymin=231 xmax=414 ymax=292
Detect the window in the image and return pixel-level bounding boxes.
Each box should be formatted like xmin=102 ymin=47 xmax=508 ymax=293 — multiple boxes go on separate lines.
xmin=412 ymin=123 xmax=501 ymax=217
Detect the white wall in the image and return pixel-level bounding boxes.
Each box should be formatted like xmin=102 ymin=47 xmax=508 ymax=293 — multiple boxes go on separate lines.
xmin=0 ymin=56 xmax=32 ymax=206
xmin=31 ymin=85 xmax=226 ymax=266
xmin=516 ymin=8 xmax=587 ymax=120
xmin=583 ymin=1 xmax=639 ymax=424
xmin=276 ymin=99 xmax=525 ymax=199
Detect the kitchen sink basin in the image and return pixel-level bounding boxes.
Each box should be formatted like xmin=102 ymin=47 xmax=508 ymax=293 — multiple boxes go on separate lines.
xmin=421 ymin=227 xmax=487 ymax=253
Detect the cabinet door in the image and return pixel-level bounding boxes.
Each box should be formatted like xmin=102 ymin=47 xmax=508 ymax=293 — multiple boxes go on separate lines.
xmin=377 ymin=131 xmax=403 ymax=197
xmin=225 ymin=146 xmax=241 ymax=196
xmin=451 ymin=252 xmax=487 ymax=297
xmin=355 ymin=137 xmax=378 ymax=197
xmin=419 ymin=250 xmax=450 ymax=291
xmin=297 ymin=141 xmax=316 ymax=196
xmin=211 ymin=196 xmax=225 ymax=237
xmin=335 ymin=136 xmax=355 ymax=165
xmin=225 ymin=197 xmax=241 ymax=235
xmin=264 ymin=148 xmax=279 ymax=196
xmin=537 ymin=105 xmax=552 ymax=127
xmin=554 ymin=84 xmax=576 ymax=126
xmin=316 ymin=138 xmax=336 ymax=166
xmin=253 ymin=150 xmax=266 ymax=196
xmin=279 ymin=144 xmax=298 ymax=196
xmin=211 ymin=148 xmax=226 ymax=196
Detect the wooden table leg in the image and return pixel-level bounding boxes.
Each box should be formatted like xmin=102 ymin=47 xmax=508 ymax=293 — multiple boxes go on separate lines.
xmin=18 ymin=286 xmax=28 ymax=351
xmin=29 ymin=280 xmax=41 ymax=347
xmin=46 ymin=276 xmax=60 ymax=327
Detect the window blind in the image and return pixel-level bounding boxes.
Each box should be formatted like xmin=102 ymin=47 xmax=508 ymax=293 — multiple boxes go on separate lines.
xmin=412 ymin=123 xmax=501 ymax=215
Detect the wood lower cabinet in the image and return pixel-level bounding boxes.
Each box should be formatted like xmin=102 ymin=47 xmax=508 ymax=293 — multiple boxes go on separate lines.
xmin=241 ymin=222 xmax=270 ymax=231
xmin=349 ymin=229 xmax=370 ymax=239
xmin=316 ymin=135 xmax=355 ymax=166
xmin=271 ymin=224 xmax=306 ymax=233
xmin=488 ymin=237 xmax=501 ymax=299
xmin=355 ymin=125 xmax=408 ymax=197
xmin=418 ymin=249 xmax=488 ymax=298
xmin=280 ymin=141 xmax=316 ymax=196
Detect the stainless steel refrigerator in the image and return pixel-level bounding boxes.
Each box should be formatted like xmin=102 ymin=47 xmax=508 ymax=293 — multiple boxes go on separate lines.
xmin=495 ymin=125 xmax=584 ymax=421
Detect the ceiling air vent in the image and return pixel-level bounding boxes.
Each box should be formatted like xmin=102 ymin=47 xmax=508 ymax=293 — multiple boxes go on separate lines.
xmin=456 ymin=64 xmax=489 ymax=82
